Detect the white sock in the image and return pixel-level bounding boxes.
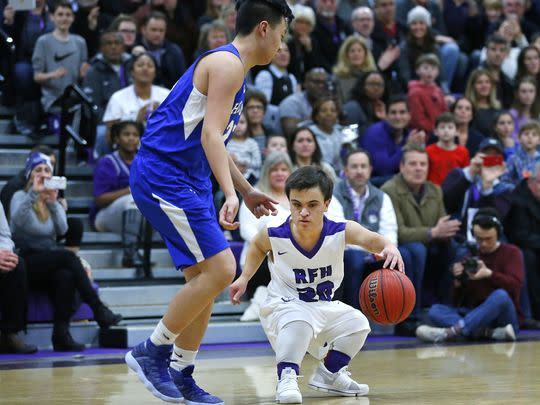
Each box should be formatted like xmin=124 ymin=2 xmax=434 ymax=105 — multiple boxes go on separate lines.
xmin=169 ymin=345 xmax=198 ymax=371
xmin=149 ymin=320 xmax=177 ymax=346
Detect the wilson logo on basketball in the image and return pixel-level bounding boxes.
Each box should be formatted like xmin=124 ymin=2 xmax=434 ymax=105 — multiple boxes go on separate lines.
xmin=368 ymin=278 xmax=380 ymax=316
xmin=360 ymin=269 xmax=416 ymax=325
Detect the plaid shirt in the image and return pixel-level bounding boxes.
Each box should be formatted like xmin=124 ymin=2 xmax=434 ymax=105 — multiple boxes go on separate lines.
xmin=502 ymin=146 xmax=540 ymax=186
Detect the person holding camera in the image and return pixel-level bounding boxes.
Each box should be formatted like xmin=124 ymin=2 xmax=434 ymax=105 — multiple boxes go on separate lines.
xmin=442 ymin=138 xmax=515 ymax=241
xmin=416 ymin=208 xmax=524 ymax=343
xmin=9 ymin=152 xmax=122 ymax=351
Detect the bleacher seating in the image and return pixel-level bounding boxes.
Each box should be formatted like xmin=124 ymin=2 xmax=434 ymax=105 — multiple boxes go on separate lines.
xmin=0 ymin=106 xmax=262 ymax=349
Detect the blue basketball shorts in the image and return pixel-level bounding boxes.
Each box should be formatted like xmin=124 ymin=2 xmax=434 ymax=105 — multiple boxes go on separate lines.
xmin=130 ymin=159 xmax=229 ymax=271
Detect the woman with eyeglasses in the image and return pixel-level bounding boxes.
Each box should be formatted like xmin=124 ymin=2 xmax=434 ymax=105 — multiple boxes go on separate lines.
xmin=244 ymin=89 xmax=271 ymax=154
xmin=110 ymin=14 xmax=138 ymax=53
xmin=343 ymin=71 xmax=388 ymax=137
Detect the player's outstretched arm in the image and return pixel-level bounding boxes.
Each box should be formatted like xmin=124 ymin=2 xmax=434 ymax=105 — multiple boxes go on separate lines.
xmin=228 ymin=154 xmax=279 ymax=218
xmin=199 ymin=52 xmax=245 ymax=230
xmin=230 ymin=227 xmax=272 ymax=304
xmin=345 ymin=221 xmax=404 ymax=272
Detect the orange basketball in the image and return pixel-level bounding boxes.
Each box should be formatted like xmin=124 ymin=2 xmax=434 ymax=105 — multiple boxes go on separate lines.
xmin=359 ymin=269 xmax=416 ymax=325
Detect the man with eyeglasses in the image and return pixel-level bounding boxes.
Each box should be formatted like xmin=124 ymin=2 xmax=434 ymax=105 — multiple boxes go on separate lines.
xmin=111 ymin=15 xmax=138 ymax=53
xmin=278 ymin=67 xmax=330 ymax=138
xmin=351 ymin=7 xmax=375 ymax=49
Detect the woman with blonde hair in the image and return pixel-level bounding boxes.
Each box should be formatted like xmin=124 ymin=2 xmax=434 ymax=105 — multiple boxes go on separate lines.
xmin=10 ymin=153 xmax=122 ymax=351
xmin=333 ymin=35 xmax=376 ymax=104
xmin=465 ymin=68 xmax=502 ymax=136
xmin=237 ymin=152 xmax=293 ymax=321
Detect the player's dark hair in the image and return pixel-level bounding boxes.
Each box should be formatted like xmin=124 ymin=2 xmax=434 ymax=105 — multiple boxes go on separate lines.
xmin=235 ymin=0 xmax=293 ymax=36
xmin=285 ymin=166 xmax=334 ymax=201
xmin=51 ymin=0 xmax=74 ymax=13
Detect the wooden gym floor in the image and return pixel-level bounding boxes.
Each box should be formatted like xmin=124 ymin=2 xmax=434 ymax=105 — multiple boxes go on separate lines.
xmin=1 ymin=336 xmax=539 ymax=404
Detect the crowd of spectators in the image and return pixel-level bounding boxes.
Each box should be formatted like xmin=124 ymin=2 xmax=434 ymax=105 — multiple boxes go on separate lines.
xmin=1 ymin=0 xmax=540 ymax=352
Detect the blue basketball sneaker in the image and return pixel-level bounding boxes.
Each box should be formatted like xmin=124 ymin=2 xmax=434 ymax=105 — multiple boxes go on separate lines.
xmin=125 ymin=339 xmax=183 ymax=403
xmin=170 ymin=365 xmax=224 ymax=405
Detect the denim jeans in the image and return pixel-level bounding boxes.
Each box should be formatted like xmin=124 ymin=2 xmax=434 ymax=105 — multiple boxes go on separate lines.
xmin=427 ymin=289 xmax=519 ymax=336
xmin=399 ymin=242 xmax=427 ymax=316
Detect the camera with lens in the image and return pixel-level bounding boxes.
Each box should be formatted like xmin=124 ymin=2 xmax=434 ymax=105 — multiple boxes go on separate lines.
xmin=456 ymin=241 xmax=479 ymax=280
xmin=462 ymin=256 xmax=479 ymax=274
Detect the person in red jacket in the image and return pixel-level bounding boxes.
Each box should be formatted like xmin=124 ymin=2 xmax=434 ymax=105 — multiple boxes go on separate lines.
xmin=426 ymin=113 xmax=470 ymax=185
xmin=408 ymin=53 xmax=448 ymax=133
xmin=416 ymin=208 xmax=524 ymax=343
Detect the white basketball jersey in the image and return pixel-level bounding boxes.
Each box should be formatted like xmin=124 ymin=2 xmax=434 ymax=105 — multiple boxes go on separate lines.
xmin=266 ymin=216 xmax=346 ymax=302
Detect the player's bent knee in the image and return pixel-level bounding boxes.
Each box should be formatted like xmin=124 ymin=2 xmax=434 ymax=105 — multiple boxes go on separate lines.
xmin=207 ymin=249 xmax=237 ymax=288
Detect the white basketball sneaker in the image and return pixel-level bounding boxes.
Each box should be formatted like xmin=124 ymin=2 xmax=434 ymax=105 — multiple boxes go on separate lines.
xmin=491 ymin=324 xmax=516 ymax=341
xmin=276 ymin=367 xmax=302 ymax=404
xmin=308 ymin=363 xmax=369 ymax=397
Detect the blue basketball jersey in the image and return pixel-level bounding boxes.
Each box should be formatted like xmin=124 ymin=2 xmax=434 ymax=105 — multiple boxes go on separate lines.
xmin=137 ymin=43 xmax=245 ymax=191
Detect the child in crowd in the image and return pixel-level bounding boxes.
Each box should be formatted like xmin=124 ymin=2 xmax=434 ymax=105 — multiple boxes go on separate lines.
xmin=226 ymin=111 xmax=262 ymax=185
xmin=426 ymin=113 xmax=470 ymax=185
xmin=503 ymin=120 xmax=540 ymax=185
xmin=264 ymin=134 xmax=288 ymax=157
xmin=408 ymin=54 xmax=448 ymax=134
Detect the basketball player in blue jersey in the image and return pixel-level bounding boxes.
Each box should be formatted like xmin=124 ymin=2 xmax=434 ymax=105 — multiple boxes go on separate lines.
xmin=125 ymin=1 xmax=293 ymax=403
xmin=230 ymin=166 xmax=404 ymax=403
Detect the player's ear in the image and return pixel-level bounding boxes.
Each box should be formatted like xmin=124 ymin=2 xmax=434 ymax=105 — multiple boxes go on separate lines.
xmin=258 ymin=20 xmax=270 ymax=38
xmin=324 ymin=198 xmax=331 ymax=212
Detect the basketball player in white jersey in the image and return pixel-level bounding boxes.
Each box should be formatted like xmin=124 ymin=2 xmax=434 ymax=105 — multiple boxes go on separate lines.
xmin=230 ymin=166 xmax=404 ymax=403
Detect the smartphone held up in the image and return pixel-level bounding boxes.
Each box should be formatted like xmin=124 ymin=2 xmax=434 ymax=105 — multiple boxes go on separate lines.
xmin=44 ymin=176 xmax=67 ymax=190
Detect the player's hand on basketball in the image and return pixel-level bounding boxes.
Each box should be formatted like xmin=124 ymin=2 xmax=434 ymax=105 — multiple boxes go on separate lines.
xmin=243 ymin=189 xmax=278 ymax=218
xmin=379 ymin=245 xmax=404 ymax=273
xmin=219 ymin=194 xmax=240 ymax=230
xmin=230 ymin=276 xmax=248 ymax=305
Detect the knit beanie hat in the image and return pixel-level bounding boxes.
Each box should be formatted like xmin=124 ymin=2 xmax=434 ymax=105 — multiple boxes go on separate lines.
xmin=25 ymin=152 xmax=53 ymax=179
xmin=407 ymin=6 xmax=432 ymax=27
